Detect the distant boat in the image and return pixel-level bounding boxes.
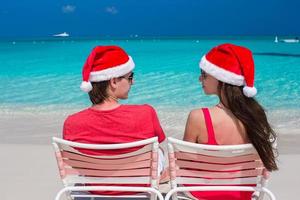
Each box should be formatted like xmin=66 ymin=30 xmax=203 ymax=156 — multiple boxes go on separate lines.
xmin=281 ymin=38 xmax=299 ymax=43
xmin=275 ymin=36 xmax=299 ymax=43
xmin=53 ymin=32 xmax=69 ymax=37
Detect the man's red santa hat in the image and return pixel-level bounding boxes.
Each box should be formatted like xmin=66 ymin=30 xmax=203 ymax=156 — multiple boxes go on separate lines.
xmin=199 ymin=43 xmax=257 ymax=97
xmin=80 ymin=45 xmax=135 ymax=92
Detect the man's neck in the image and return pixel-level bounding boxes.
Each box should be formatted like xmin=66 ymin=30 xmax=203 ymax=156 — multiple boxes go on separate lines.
xmin=92 ymin=100 xmax=120 ymax=111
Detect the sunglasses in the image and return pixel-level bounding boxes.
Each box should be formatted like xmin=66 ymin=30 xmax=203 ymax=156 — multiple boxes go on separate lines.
xmin=120 ymin=72 xmax=134 ymax=82
xmin=200 ymin=70 xmax=208 ymax=79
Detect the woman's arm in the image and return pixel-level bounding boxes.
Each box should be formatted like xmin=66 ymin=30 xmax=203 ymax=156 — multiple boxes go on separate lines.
xmin=183 ymin=109 xmax=202 ymax=143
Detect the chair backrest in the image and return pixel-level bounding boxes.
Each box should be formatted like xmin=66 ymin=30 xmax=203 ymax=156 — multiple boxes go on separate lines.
xmin=52 ymin=137 xmax=160 ymax=189
xmin=167 ymin=137 xmax=268 ymax=188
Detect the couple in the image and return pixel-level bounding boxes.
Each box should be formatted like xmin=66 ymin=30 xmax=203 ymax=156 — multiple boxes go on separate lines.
xmin=63 ymin=44 xmax=277 ymax=200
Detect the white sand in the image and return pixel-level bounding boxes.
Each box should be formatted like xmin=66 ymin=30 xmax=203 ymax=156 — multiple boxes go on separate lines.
xmin=1 ymin=110 xmax=300 ymax=199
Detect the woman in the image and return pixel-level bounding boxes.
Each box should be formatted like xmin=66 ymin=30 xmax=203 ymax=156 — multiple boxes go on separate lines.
xmin=63 ymin=45 xmax=166 ymax=195
xmin=183 ymin=43 xmax=278 ymax=200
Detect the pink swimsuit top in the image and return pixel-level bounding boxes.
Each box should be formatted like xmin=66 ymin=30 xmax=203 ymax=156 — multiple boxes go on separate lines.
xmin=202 ymin=108 xmax=218 ymax=145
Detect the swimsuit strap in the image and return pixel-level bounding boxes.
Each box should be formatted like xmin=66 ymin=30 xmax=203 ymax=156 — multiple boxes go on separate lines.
xmin=202 ymin=108 xmax=218 ymax=145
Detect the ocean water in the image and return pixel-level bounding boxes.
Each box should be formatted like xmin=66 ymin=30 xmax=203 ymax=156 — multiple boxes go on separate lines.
xmin=1 ymin=37 xmax=300 ymax=132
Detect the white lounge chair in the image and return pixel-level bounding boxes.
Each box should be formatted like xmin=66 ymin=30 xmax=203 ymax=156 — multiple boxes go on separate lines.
xmin=165 ymin=137 xmax=276 ymax=200
xmin=52 ymin=137 xmax=164 ymax=200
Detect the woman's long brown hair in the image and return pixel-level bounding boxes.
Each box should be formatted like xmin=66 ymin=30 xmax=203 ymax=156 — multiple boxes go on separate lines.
xmin=219 ymin=83 xmax=278 ymax=171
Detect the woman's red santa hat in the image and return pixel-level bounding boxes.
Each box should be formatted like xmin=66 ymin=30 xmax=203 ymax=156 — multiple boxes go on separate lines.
xmin=199 ymin=43 xmax=257 ymax=97
xmin=80 ymin=45 xmax=135 ymax=92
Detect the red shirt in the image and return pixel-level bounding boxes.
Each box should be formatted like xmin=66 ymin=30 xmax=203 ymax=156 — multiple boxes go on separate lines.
xmin=63 ymin=104 xmax=165 ymax=195
xmin=63 ymin=104 xmax=165 ymax=154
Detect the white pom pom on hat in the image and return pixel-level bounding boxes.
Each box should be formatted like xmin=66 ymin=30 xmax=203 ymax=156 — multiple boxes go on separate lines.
xmin=80 ymin=45 xmax=135 ymax=93
xmin=80 ymin=81 xmax=93 ymax=93
xmin=243 ymin=86 xmax=257 ymax=97
xmin=199 ymin=43 xmax=257 ymax=97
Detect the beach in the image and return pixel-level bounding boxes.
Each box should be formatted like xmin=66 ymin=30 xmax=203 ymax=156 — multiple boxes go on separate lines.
xmin=1 ymin=0 xmax=300 ymax=197
xmin=1 ymin=109 xmax=300 ymax=200
xmin=1 ymin=38 xmax=300 ymax=199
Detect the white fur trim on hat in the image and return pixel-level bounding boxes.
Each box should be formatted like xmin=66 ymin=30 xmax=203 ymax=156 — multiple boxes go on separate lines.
xmin=199 ymin=56 xmax=245 ymax=86
xmin=243 ymin=86 xmax=257 ymax=97
xmin=80 ymin=81 xmax=93 ymax=93
xmin=89 ymin=56 xmax=135 ymax=82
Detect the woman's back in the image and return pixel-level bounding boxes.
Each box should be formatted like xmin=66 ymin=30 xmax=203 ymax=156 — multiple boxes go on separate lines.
xmin=184 ymin=107 xmax=254 ymax=200
xmin=184 ymin=106 xmax=249 ymax=145
xmin=202 ymin=106 xmax=249 ymax=145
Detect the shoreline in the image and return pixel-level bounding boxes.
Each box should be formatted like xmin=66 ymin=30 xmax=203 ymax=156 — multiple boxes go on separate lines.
xmin=0 ymin=109 xmax=299 ymax=154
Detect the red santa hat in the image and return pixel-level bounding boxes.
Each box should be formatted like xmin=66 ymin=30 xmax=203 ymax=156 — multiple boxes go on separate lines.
xmin=199 ymin=43 xmax=257 ymax=97
xmin=80 ymin=45 xmax=135 ymax=92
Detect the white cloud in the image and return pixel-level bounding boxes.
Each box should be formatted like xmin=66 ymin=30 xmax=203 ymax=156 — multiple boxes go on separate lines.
xmin=62 ymin=5 xmax=76 ymax=13
xmin=105 ymin=6 xmax=118 ymax=15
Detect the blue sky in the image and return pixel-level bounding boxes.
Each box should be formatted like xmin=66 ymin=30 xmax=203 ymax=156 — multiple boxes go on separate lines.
xmin=0 ymin=0 xmax=299 ymax=37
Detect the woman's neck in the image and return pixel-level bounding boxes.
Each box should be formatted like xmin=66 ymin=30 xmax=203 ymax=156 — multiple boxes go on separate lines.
xmin=216 ymin=102 xmax=226 ymax=109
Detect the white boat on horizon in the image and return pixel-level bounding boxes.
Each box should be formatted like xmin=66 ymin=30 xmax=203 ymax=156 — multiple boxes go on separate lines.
xmin=53 ymin=32 xmax=70 ymax=37
xmin=281 ymin=38 xmax=299 ymax=43
xmin=275 ymin=36 xmax=299 ymax=43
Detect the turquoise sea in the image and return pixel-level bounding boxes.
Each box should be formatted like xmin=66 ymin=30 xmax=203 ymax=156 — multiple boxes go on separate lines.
xmin=1 ymin=37 xmax=300 ymax=132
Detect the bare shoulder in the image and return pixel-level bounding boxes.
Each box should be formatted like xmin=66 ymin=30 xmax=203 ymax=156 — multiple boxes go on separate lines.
xmin=188 ymin=108 xmax=204 ymax=123
xmin=184 ymin=108 xmax=205 ymax=143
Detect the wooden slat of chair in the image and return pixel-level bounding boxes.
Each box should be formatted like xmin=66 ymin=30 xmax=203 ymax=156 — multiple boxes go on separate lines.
xmin=62 ymin=151 xmax=152 ymax=165
xmin=64 ymin=168 xmax=151 ymax=177
xmin=58 ymin=140 xmax=153 ymax=159
xmin=176 ymin=159 xmax=264 ymax=171
xmin=64 ymin=176 xmax=152 ymax=185
xmin=173 ymin=145 xmax=257 ymax=157
xmin=63 ymin=158 xmax=151 ymax=170
xmin=175 ymin=152 xmax=261 ymax=163
xmin=175 ymin=176 xmax=261 ymax=185
xmin=176 ymin=168 xmax=263 ymax=179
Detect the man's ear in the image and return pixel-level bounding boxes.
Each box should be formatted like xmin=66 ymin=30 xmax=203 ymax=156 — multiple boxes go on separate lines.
xmin=109 ymin=78 xmax=118 ymax=89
